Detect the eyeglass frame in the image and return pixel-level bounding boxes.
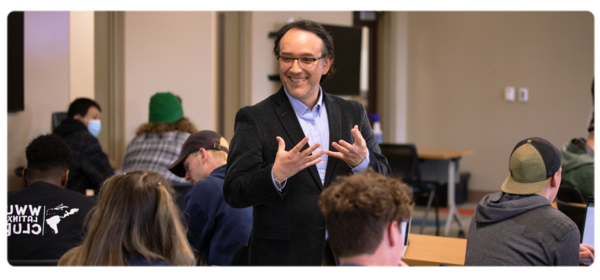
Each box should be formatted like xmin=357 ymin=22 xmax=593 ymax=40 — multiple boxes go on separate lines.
xmin=276 ymin=55 xmax=325 ymax=69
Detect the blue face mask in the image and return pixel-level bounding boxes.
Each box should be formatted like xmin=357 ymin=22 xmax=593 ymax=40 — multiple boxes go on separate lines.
xmin=87 ymin=119 xmax=101 ymax=137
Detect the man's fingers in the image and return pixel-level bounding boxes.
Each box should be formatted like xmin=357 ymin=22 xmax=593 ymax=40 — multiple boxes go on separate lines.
xmin=300 ymin=142 xmax=322 ymax=157
xmin=582 ymin=244 xmax=595 ymax=254
xmin=324 ymin=150 xmax=345 ymax=160
xmin=290 ymin=137 xmax=310 ymax=153
xmin=276 ymin=136 xmax=286 ymax=152
xmin=301 ymin=157 xmax=323 ymax=169
xmin=351 ymin=125 xmax=365 ymax=146
xmin=331 ymin=142 xmax=351 ymax=155
xmin=303 ymin=150 xmax=326 ymax=162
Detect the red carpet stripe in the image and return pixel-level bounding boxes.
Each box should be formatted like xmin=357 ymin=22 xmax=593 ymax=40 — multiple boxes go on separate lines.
xmin=438 ymin=208 xmax=475 ymax=216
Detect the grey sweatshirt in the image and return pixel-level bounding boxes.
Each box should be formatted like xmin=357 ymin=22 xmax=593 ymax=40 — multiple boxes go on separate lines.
xmin=465 ymin=192 xmax=580 ymax=266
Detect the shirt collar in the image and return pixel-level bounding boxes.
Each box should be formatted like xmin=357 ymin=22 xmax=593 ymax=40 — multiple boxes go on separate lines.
xmin=283 ymin=86 xmax=324 ymax=117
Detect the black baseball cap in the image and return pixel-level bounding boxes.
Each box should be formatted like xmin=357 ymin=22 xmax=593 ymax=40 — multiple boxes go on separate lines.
xmin=168 ymin=130 xmax=229 ymax=178
xmin=501 ymin=137 xmax=561 ymax=195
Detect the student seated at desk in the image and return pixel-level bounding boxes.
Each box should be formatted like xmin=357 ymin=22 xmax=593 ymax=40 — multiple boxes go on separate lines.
xmin=465 ymin=137 xmax=594 ymax=266
xmin=319 ymin=169 xmax=413 ymax=266
xmin=58 ymin=170 xmax=195 ymax=266
xmin=121 ymin=92 xmax=198 ymax=186
xmin=8 ymin=134 xmax=96 ymax=261
xmin=54 ymin=98 xmax=114 ymax=195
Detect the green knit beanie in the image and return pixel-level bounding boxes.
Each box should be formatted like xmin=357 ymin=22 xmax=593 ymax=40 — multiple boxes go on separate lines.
xmin=149 ymin=92 xmax=184 ymax=123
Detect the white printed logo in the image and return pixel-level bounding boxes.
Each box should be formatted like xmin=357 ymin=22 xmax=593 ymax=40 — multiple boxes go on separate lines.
xmin=7 ymin=203 xmax=80 ymax=236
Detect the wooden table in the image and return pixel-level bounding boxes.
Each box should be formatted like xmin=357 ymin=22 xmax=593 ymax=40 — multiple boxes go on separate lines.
xmin=402 ymin=233 xmax=467 ymax=266
xmin=417 ymin=148 xmax=474 ymax=236
xmin=551 ymin=201 xmax=587 ymax=209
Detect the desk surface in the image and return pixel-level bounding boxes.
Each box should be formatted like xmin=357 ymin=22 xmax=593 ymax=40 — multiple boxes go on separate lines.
xmin=402 ymin=234 xmax=467 ymax=266
xmin=417 ymin=148 xmax=474 ymax=160
xmin=552 ymin=201 xmax=587 ymax=209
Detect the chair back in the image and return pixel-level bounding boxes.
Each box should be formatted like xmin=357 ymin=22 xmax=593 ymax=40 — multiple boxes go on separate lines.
xmin=556 ymin=199 xmax=586 ymax=239
xmin=171 ymin=183 xmax=193 ymax=212
xmin=52 ymin=111 xmax=67 ymax=130
xmin=557 ymin=181 xmax=586 ymax=204
xmin=378 ymin=143 xmax=423 ymax=185
xmin=9 ymin=259 xmax=59 ymax=266
xmin=229 ymin=244 xmax=249 ymax=266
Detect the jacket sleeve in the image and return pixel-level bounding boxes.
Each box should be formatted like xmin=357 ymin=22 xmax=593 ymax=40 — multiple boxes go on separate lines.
xmin=553 ymin=226 xmax=581 ymax=266
xmin=183 ymin=193 xmax=212 ymax=257
xmin=223 ymin=107 xmax=286 ymax=209
xmin=82 ymin=137 xmax=114 ymax=191
xmin=357 ymin=103 xmax=391 ymax=176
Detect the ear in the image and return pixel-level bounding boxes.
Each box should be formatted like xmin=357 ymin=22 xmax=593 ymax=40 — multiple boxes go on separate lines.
xmin=551 ymin=171 xmax=561 ymax=189
xmin=198 ymin=148 xmax=209 ymax=160
xmin=60 ymin=170 xmax=69 ymax=188
xmin=21 ymin=168 xmax=28 ymax=186
xmin=322 ymin=55 xmax=333 ymax=75
xmin=387 ymin=221 xmax=399 ymax=247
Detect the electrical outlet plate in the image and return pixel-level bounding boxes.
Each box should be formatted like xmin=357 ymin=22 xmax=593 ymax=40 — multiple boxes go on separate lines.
xmin=505 ymin=87 xmax=515 ymax=102
xmin=518 ymin=88 xmax=529 ymax=102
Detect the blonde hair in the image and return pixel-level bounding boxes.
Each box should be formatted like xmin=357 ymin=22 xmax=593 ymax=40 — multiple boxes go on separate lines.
xmin=190 ymin=137 xmax=229 ymax=162
xmin=135 ymin=117 xmax=198 ymax=137
xmin=58 ymin=170 xmax=196 ymax=266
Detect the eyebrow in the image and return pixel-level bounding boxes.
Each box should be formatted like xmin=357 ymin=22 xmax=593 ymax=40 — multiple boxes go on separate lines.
xmin=280 ymin=52 xmax=317 ymax=57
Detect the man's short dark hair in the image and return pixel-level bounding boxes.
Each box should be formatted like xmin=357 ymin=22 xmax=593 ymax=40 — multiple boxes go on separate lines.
xmin=67 ymin=98 xmax=101 ymax=119
xmin=319 ymin=169 xmax=413 ymax=258
xmin=26 ymin=134 xmax=72 ymax=180
xmin=273 ymin=19 xmax=336 ymax=82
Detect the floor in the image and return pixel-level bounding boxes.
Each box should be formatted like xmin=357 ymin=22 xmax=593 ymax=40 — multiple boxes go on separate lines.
xmin=409 ymin=202 xmax=478 ymax=238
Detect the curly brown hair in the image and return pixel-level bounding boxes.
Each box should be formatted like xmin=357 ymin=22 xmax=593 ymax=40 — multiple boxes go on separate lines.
xmin=319 ymin=168 xmax=413 ymax=258
xmin=135 ymin=117 xmax=198 ymax=137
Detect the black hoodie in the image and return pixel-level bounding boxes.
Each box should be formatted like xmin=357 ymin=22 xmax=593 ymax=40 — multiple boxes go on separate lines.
xmin=465 ymin=192 xmax=580 ymax=266
xmin=53 ymin=119 xmax=113 ymax=195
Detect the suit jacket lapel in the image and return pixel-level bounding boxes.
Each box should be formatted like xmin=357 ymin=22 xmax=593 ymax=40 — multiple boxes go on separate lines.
xmin=323 ymin=92 xmax=341 ymax=188
xmin=273 ymin=87 xmax=324 ymax=190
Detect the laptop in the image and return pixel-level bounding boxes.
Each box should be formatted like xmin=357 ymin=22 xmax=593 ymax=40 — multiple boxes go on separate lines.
xmin=580 ymin=197 xmax=595 ymax=265
xmin=401 ymin=217 xmax=412 ymax=256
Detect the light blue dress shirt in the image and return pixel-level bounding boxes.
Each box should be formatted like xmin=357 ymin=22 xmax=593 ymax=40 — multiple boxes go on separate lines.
xmin=271 ymin=87 xmax=370 ymax=191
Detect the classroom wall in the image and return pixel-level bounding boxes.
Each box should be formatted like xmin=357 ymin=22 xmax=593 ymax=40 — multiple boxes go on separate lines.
xmin=404 ymin=12 xmax=594 ymax=193
xmin=123 ymin=11 xmax=217 ymax=148
xmin=6 ymin=12 xmax=71 ymax=192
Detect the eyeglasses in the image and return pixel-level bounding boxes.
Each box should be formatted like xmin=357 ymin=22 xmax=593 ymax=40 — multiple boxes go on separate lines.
xmin=277 ymin=55 xmax=324 ymax=69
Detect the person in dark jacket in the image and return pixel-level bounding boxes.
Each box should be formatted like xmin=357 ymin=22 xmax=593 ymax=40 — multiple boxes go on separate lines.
xmin=561 ymin=119 xmax=594 ymax=201
xmin=168 ymin=130 xmax=252 ymax=266
xmin=465 ymin=137 xmax=594 ymax=266
xmin=8 ymin=134 xmax=96 ymax=260
xmin=53 ymin=98 xmax=113 ymax=195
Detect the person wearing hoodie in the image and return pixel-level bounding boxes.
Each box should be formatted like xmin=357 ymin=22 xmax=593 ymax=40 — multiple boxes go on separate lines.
xmin=560 ymin=120 xmax=594 ymax=201
xmin=53 ymin=98 xmax=114 ymax=196
xmin=465 ymin=137 xmax=593 ymax=266
xmin=167 ymin=130 xmax=252 ymax=266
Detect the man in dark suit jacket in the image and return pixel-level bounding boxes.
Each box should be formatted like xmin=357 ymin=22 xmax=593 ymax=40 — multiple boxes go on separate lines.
xmin=223 ymin=19 xmax=390 ymax=266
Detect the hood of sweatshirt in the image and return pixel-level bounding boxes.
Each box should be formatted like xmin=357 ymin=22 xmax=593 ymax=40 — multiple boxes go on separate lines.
xmin=473 ymin=192 xmax=551 ymax=224
xmin=53 ymin=118 xmax=88 ymax=138
xmin=561 ymin=139 xmax=594 ymax=172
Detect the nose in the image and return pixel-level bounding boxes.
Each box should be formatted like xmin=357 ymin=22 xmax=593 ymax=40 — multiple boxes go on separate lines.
xmin=185 ymin=172 xmax=191 ymax=182
xmin=289 ymin=59 xmax=303 ymax=73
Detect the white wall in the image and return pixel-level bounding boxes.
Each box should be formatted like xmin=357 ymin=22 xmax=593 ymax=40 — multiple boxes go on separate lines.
xmin=123 ymin=12 xmax=217 ymax=146
xmin=69 ymin=11 xmax=95 ymax=101
xmin=6 ymin=12 xmax=71 ymax=192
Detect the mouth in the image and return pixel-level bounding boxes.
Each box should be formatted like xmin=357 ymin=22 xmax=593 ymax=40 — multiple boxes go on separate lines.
xmin=288 ymin=76 xmax=307 ymax=84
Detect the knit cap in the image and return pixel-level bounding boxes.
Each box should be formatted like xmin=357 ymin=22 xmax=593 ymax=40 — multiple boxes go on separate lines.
xmin=149 ymin=92 xmax=183 ymax=123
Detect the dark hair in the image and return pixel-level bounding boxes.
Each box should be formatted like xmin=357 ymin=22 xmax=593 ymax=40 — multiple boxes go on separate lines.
xmin=67 ymin=98 xmax=101 ymax=119
xmin=273 ymin=19 xmax=336 ymax=82
xmin=319 ymin=169 xmax=413 ymax=258
xmin=26 ymin=134 xmax=72 ymax=180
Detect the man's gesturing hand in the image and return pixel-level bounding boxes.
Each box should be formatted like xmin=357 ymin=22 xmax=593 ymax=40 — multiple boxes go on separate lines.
xmin=325 ymin=125 xmax=368 ymax=168
xmin=272 ymin=136 xmax=326 ymax=182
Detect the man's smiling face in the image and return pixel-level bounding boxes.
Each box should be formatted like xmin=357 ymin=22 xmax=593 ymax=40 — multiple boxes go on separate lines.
xmin=278 ymin=28 xmax=332 ymax=107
